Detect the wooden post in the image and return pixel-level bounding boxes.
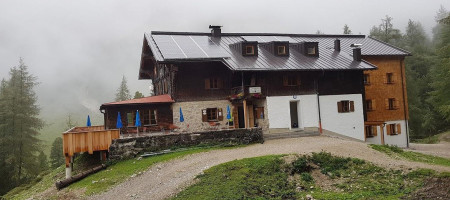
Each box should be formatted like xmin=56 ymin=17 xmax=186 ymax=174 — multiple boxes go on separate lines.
xmin=243 ymin=100 xmax=248 ymax=128
xmin=380 ymin=124 xmax=385 ymax=145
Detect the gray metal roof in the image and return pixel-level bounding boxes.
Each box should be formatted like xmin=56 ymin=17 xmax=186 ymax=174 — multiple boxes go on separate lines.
xmin=143 ymin=31 xmax=410 ymax=71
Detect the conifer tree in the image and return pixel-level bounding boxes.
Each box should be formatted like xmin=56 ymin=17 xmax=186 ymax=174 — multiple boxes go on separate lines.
xmin=49 ymin=137 xmax=64 ymax=168
xmin=0 ymin=58 xmax=44 ymax=185
xmin=134 ymin=91 xmax=144 ymax=99
xmin=343 ymin=24 xmax=352 ymax=34
xmin=115 ymin=75 xmax=131 ymax=101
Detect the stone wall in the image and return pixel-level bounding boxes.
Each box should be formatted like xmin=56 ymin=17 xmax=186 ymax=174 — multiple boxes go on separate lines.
xmin=172 ymin=100 xmax=233 ymax=132
xmin=108 ymin=128 xmax=263 ymax=160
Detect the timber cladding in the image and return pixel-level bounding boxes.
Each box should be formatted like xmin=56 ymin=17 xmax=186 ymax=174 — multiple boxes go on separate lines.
xmin=363 ymin=56 xmax=408 ymax=122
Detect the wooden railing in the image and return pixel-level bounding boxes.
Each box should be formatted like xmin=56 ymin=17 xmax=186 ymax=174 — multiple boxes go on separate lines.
xmin=62 ymin=126 xmax=120 ymax=157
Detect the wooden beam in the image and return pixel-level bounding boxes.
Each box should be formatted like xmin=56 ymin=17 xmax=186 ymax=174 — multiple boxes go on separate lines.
xmin=243 ymin=100 xmax=248 ymax=128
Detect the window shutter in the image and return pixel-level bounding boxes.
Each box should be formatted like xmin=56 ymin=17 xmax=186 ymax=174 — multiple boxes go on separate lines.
xmin=393 ymin=73 xmax=397 ymax=83
xmin=296 ymin=76 xmax=301 ymax=86
xmin=372 ymin=99 xmax=376 ymax=110
xmin=373 ymin=126 xmax=378 ymax=136
xmin=350 ymin=101 xmax=355 ymax=112
xmin=368 ymin=74 xmax=371 ymax=84
xmin=385 ymin=74 xmax=388 ymax=84
xmin=337 ymin=101 xmax=343 ymax=113
xmin=397 ymin=124 xmax=401 ymax=134
xmin=283 ymin=76 xmax=288 ymax=86
xmin=386 ymin=125 xmax=391 ymax=135
xmin=202 ymin=109 xmax=207 ymax=122
xmin=394 ymin=99 xmax=398 ymax=109
xmin=218 ymin=108 xmax=223 ymax=121
xmin=385 ymin=99 xmax=389 ymax=110
xmin=204 ymin=78 xmax=210 ymax=89
xmin=217 ymin=78 xmax=223 ymax=89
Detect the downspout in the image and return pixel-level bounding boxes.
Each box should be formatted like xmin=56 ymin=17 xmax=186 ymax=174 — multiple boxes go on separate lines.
xmin=316 ymin=75 xmax=322 ymax=134
xmin=400 ymin=58 xmax=409 ymax=148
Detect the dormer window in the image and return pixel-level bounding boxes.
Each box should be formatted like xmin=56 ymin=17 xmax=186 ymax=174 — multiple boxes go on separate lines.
xmin=240 ymin=41 xmax=258 ymax=56
xmin=277 ymin=46 xmax=286 ymax=55
xmin=307 ymin=46 xmax=316 ymax=55
xmin=245 ymin=45 xmax=255 ymax=55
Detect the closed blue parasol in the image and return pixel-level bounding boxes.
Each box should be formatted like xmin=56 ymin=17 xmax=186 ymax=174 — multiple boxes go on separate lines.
xmin=86 ymin=115 xmax=91 ymax=127
xmin=226 ymin=105 xmax=231 ymax=120
xmin=135 ymin=110 xmax=141 ymax=127
xmin=179 ymin=107 xmax=184 ymax=122
xmin=116 ymin=112 xmax=123 ymax=128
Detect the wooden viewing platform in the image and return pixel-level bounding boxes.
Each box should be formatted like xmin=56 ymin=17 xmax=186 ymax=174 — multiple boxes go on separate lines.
xmin=62 ymin=125 xmax=119 ymax=178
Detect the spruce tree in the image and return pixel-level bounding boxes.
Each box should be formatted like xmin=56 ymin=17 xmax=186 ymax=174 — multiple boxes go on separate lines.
xmin=343 ymin=24 xmax=352 ymax=34
xmin=370 ymin=15 xmax=403 ymax=46
xmin=134 ymin=91 xmax=144 ymax=99
xmin=1 ymin=58 xmax=44 ymax=185
xmin=115 ymin=75 xmax=131 ymax=101
xmin=49 ymin=137 xmax=64 ymax=168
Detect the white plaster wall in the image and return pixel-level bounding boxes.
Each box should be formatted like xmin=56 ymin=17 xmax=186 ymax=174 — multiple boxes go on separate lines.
xmin=365 ymin=126 xmax=382 ymax=145
xmin=266 ymin=95 xmax=319 ymax=129
xmin=319 ymin=94 xmax=365 ymax=141
xmin=384 ymin=120 xmax=408 ymax=148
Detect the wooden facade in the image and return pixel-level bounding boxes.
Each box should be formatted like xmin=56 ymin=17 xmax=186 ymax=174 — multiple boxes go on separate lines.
xmin=62 ymin=126 xmax=120 ymax=166
xmin=363 ymin=56 xmax=408 ymax=122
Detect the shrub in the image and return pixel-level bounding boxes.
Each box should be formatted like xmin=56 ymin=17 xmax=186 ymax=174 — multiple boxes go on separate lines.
xmin=300 ymin=172 xmax=314 ymax=182
xmin=311 ymin=152 xmax=351 ymax=176
xmin=292 ymin=156 xmax=310 ymax=174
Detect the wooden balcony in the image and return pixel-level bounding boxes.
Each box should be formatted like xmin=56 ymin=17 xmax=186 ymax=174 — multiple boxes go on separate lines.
xmin=230 ymin=86 xmax=264 ymax=101
xmin=63 ymin=126 xmax=120 ymax=158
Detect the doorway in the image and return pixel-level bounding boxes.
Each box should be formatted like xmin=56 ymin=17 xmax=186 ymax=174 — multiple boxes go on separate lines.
xmin=290 ymin=101 xmax=299 ymax=128
xmin=238 ymin=106 xmax=245 ymax=128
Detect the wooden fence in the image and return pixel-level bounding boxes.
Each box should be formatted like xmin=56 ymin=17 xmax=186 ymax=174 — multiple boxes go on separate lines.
xmin=63 ymin=126 xmax=120 ymax=158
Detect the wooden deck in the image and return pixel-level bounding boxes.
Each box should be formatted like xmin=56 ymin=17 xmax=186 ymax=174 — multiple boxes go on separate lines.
xmin=63 ymin=126 xmax=120 ymax=166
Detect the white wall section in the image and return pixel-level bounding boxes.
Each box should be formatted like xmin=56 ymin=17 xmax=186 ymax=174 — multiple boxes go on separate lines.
xmin=267 ymin=95 xmax=319 ymax=129
xmin=319 ymin=94 xmax=365 ymax=141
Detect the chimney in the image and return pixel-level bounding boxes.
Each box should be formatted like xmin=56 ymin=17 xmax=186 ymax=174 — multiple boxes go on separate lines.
xmin=209 ymin=25 xmax=222 ymax=37
xmin=353 ymin=48 xmax=361 ymax=61
xmin=334 ymin=39 xmax=341 ymax=51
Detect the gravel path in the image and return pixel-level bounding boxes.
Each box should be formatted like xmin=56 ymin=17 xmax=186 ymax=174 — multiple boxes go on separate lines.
xmin=89 ymin=136 xmax=450 ymax=200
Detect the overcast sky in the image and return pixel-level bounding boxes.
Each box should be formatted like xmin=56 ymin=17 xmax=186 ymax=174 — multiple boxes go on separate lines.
xmin=1 ymin=0 xmax=449 ymax=119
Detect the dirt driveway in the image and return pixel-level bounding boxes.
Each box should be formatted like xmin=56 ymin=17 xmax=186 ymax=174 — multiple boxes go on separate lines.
xmin=409 ymin=133 xmax=450 ymax=158
xmin=89 ymin=136 xmax=450 ymax=200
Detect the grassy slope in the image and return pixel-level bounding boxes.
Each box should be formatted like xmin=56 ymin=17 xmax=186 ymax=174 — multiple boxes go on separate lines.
xmin=412 ymin=131 xmax=450 ymax=144
xmin=173 ymin=152 xmax=442 ymax=200
xmin=370 ymin=144 xmax=450 ymax=167
xmin=4 ymin=145 xmax=235 ymax=200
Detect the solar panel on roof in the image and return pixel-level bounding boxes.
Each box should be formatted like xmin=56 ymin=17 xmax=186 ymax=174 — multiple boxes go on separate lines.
xmin=152 ymin=35 xmax=187 ymax=59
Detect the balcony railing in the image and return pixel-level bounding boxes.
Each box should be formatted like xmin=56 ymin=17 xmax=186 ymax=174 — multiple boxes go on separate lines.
xmin=230 ymin=86 xmax=263 ymax=100
xmin=62 ymin=126 xmax=120 ymax=157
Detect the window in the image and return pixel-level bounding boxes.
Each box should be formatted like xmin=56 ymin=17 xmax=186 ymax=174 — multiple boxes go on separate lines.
xmin=127 ymin=112 xmax=134 ymax=127
xmin=205 ymin=78 xmax=222 ymax=89
xmin=307 ymin=46 xmax=316 ymax=55
xmin=202 ymin=108 xmax=223 ymax=122
xmin=245 ymin=45 xmax=255 ymax=55
xmin=283 ymin=75 xmax=300 ymax=86
xmin=363 ymin=74 xmax=370 ymax=85
xmin=143 ymin=109 xmax=157 ymax=125
xmin=366 ymin=99 xmax=373 ymax=111
xmin=255 ymin=107 xmax=264 ymax=119
xmin=387 ymin=98 xmax=397 ymax=110
xmin=387 ymin=123 xmax=401 ymax=135
xmin=277 ymin=46 xmax=286 ymax=55
xmin=386 ymin=73 xmax=394 ymax=84
xmin=337 ymin=100 xmax=355 ymax=113
xmin=365 ymin=126 xmax=377 ymax=137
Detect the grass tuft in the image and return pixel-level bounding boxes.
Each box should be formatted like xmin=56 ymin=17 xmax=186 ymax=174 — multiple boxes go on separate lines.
xmin=370 ymin=144 xmax=450 ymax=167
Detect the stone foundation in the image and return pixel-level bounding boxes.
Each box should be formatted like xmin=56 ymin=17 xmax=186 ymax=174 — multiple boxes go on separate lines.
xmin=172 ymin=100 xmax=233 ymax=132
xmin=108 ymin=128 xmax=263 ymax=160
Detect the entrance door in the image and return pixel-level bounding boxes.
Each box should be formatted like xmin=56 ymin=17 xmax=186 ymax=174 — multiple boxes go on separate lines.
xmin=290 ymin=101 xmax=299 ymax=128
xmin=238 ymin=106 xmax=245 ymax=128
